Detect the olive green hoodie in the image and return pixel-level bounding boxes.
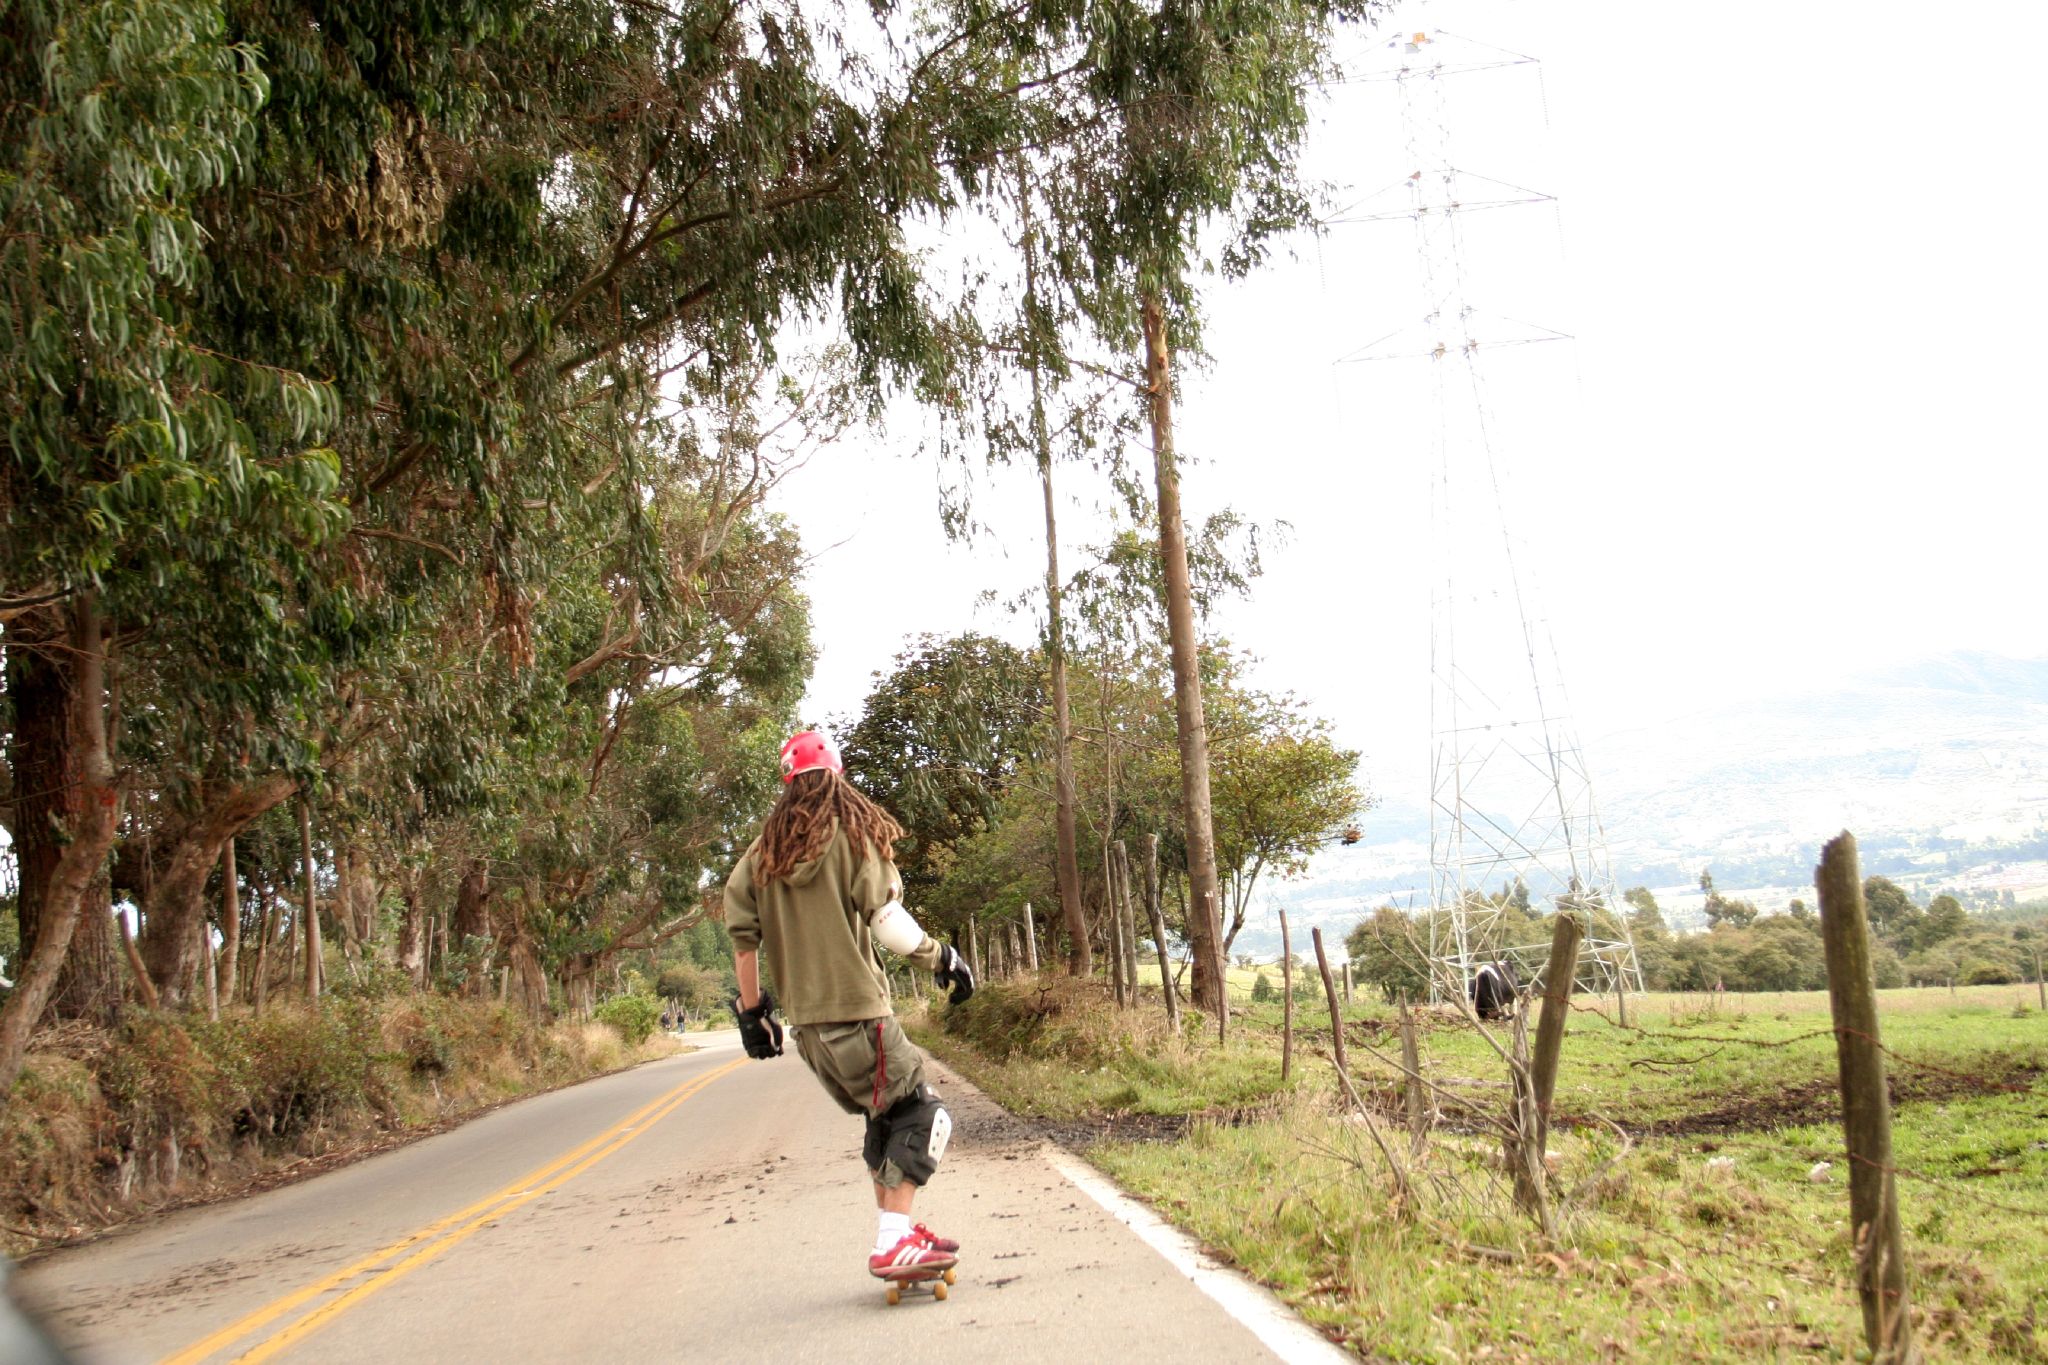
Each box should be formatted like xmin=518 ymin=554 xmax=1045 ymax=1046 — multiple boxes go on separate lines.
xmin=723 ymin=820 xmax=944 ymax=1026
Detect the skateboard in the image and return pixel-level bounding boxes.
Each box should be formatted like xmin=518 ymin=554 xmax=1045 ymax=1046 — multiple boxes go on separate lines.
xmin=881 ymin=1265 xmax=957 ymax=1305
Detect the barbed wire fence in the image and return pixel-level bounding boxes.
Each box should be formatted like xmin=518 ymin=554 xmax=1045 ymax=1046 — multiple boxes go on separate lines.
xmin=1289 ymin=831 xmax=2044 ymax=1361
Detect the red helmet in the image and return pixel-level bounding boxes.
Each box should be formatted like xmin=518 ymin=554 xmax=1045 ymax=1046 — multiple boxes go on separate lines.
xmin=779 ymin=730 xmax=843 ymax=783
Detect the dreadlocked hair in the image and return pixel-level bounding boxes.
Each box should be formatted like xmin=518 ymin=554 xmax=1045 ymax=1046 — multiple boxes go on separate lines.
xmin=754 ymin=769 xmax=905 ymax=883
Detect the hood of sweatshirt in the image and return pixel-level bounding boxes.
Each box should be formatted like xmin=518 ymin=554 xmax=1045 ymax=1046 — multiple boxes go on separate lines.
xmin=771 ymin=820 xmax=840 ymax=889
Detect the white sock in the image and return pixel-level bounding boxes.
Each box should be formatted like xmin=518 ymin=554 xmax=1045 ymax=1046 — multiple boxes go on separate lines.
xmin=874 ymin=1211 xmax=911 ymax=1254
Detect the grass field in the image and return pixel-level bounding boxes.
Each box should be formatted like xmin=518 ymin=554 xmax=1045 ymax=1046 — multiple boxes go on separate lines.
xmin=910 ymin=979 xmax=2048 ymax=1361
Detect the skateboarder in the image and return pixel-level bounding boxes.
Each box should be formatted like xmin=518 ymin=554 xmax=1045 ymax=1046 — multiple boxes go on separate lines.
xmin=723 ymin=730 xmax=976 ymax=1285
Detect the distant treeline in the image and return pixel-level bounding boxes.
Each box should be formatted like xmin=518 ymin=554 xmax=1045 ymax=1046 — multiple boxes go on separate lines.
xmin=1344 ymin=877 xmax=2048 ymax=998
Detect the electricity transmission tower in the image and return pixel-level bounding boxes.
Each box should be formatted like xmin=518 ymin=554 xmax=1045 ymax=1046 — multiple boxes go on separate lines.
xmin=1333 ymin=22 xmax=1642 ymax=1001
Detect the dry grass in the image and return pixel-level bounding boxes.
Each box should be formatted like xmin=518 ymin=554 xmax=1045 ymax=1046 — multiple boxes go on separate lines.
xmin=931 ymin=976 xmax=2048 ymax=1361
xmin=0 ymin=999 xmax=680 ymax=1254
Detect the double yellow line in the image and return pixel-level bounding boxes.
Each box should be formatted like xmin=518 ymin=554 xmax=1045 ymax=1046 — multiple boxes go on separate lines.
xmin=162 ymin=1055 xmax=747 ymax=1364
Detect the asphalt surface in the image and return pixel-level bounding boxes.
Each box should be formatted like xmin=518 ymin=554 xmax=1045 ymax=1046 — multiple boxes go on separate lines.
xmin=18 ymin=1029 xmax=1322 ymax=1363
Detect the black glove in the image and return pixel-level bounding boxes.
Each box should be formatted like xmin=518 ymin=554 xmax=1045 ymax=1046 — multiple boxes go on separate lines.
xmin=731 ymin=991 xmax=784 ymax=1060
xmin=934 ymin=944 xmax=975 ymax=1007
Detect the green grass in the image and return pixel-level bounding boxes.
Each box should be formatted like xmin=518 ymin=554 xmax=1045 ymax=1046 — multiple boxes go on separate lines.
xmin=920 ymin=978 xmax=2048 ymax=1361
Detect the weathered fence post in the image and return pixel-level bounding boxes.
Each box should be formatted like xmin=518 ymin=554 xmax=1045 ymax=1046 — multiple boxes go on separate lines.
xmin=1505 ymin=1008 xmax=1554 ymax=1237
xmin=1816 ymin=832 xmax=1916 ymax=1364
xmin=1279 ymin=910 xmax=1294 ymax=1083
xmin=1311 ymin=928 xmax=1348 ymax=1079
xmin=1531 ymin=912 xmax=1584 ymax=1157
xmin=1613 ymin=961 xmax=1629 ymax=1028
xmin=1400 ymin=996 xmax=1427 ymax=1155
xmin=1341 ymin=959 xmax=1353 ymax=1005
xmin=1313 ymin=926 xmax=1413 ymax=1210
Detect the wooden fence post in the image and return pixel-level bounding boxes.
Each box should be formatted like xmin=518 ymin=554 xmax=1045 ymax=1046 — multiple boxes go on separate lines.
xmin=1311 ymin=928 xmax=1348 ymax=1079
xmin=1816 ymin=832 xmax=1915 ymax=1365
xmin=1279 ymin=910 xmax=1294 ymax=1083
xmin=1341 ymin=959 xmax=1353 ymax=1005
xmin=1400 ymin=996 xmax=1427 ymax=1155
xmin=1531 ymin=912 xmax=1584 ymax=1158
xmin=1614 ymin=961 xmax=1629 ymax=1028
xmin=1314 ymin=926 xmax=1413 ymax=1209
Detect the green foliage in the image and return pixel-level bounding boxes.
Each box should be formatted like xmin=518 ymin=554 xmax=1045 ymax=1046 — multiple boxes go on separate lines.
xmin=1345 ymin=905 xmax=1432 ymax=1003
xmin=841 ymin=634 xmax=1046 ymax=902
xmin=592 ymin=993 xmax=660 ymax=1046
xmin=655 ymin=962 xmax=729 ymax=1017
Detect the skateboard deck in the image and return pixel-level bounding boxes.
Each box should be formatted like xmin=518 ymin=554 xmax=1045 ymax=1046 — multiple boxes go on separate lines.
xmin=881 ymin=1265 xmax=957 ymax=1305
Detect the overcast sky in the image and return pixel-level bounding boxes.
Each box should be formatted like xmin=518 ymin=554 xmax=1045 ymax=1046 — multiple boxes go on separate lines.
xmin=771 ymin=0 xmax=2048 ymax=812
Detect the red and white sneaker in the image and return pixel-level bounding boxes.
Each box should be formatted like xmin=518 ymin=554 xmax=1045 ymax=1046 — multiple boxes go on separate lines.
xmin=912 ymin=1223 xmax=960 ymax=1253
xmin=869 ymin=1234 xmax=958 ymax=1280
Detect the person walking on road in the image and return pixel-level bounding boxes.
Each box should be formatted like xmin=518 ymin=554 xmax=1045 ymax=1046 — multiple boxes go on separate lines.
xmin=723 ymin=730 xmax=976 ymax=1284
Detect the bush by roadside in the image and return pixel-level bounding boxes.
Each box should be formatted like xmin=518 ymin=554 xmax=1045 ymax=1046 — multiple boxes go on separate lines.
xmin=1 ymin=998 xmax=681 ymax=1254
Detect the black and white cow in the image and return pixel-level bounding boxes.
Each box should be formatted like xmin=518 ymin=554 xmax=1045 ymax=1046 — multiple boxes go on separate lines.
xmin=1470 ymin=960 xmax=1519 ymax=1020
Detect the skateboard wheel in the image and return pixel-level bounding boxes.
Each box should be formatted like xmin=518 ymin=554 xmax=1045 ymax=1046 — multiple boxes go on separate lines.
xmin=943 ymin=1269 xmax=957 ymax=1286
xmin=933 ymin=1281 xmax=948 ymax=1301
xmin=886 ymin=1285 xmax=902 ymax=1306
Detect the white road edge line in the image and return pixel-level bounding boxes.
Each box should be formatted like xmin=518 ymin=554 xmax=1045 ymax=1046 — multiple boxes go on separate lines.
xmin=1043 ymin=1144 xmax=1352 ymax=1364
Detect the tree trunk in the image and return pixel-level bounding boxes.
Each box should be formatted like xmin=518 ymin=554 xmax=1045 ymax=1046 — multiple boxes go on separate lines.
xmin=1113 ymin=841 xmax=1139 ymax=1004
xmin=452 ymin=857 xmax=493 ymax=993
xmin=398 ymin=871 xmax=428 ymax=988
xmin=137 ymin=776 xmax=297 ymax=1007
xmin=1143 ymin=835 xmax=1179 ymax=1033
xmin=0 ymin=595 xmax=121 ymax=1107
xmin=1141 ymin=292 xmax=1226 ymax=1021
xmin=68 ymin=871 xmax=121 ymax=1024
xmin=1023 ymin=901 xmax=1039 ymax=972
xmin=253 ymin=882 xmax=280 ymax=1013
xmin=202 ymin=910 xmax=219 ymax=1021
xmin=117 ymin=903 xmax=159 ymax=1010
xmin=1108 ymin=865 xmax=1128 ymax=1007
xmin=299 ymin=798 xmax=322 ymax=1008
xmin=332 ymin=838 xmax=366 ymax=987
xmin=4 ymin=606 xmax=122 ymax=1020
xmin=218 ymin=840 xmax=241 ymax=1008
xmin=1018 ymin=162 xmax=1090 ymax=978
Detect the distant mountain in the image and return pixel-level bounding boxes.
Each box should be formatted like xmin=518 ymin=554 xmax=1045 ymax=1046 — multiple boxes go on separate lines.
xmin=1241 ymin=652 xmax=2048 ymax=954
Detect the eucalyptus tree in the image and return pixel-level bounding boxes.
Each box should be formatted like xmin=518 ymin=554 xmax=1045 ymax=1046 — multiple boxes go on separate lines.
xmin=1075 ymin=0 xmax=1381 ymax=1017
xmin=0 ymin=0 xmax=1183 ymax=1039
xmin=922 ymin=0 xmax=1381 ymax=1010
xmin=841 ymin=634 xmax=1046 ymax=915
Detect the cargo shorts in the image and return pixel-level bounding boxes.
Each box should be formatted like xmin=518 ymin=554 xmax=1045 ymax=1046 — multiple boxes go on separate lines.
xmin=792 ymin=1016 xmax=931 ymax=1184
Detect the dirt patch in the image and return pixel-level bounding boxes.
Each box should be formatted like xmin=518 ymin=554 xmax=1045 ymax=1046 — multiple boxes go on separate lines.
xmin=1576 ymin=1062 xmax=2044 ymax=1139
xmin=921 ymin=1055 xmax=1261 ymax=1156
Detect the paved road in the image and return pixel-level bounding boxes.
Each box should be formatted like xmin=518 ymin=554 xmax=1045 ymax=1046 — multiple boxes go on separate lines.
xmin=18 ymin=1031 xmax=1340 ymax=1363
